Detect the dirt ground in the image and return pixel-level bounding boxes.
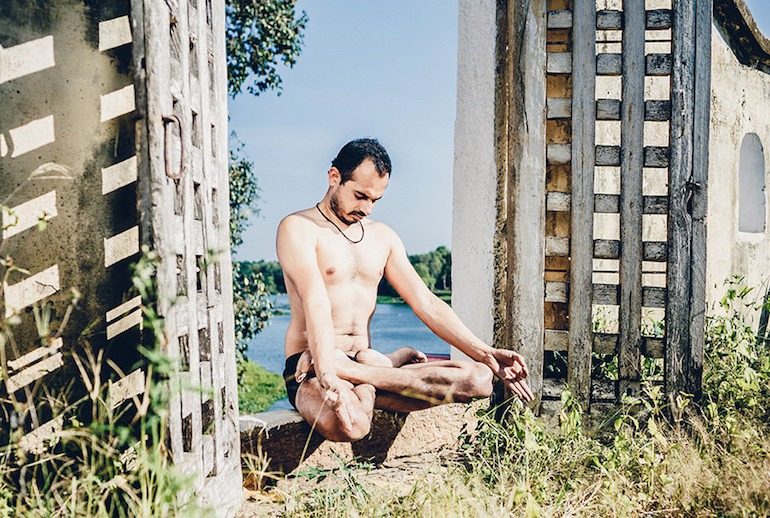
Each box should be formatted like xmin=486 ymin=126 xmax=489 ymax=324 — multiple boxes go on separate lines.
xmin=236 ymin=450 xmax=448 ymax=517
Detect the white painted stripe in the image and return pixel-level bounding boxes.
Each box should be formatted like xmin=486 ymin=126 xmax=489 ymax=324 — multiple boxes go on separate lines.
xmin=0 ymin=135 xmax=7 ymax=157
xmin=101 ymin=155 xmax=137 ymax=194
xmin=6 ymin=353 xmax=64 ymax=393
xmin=106 ymin=308 xmax=142 ymax=340
xmin=4 ymin=264 xmax=60 ymax=317
xmin=106 ymin=295 xmax=142 ymax=323
xmin=100 ymin=85 xmax=135 ymax=122
xmin=2 ymin=190 xmax=57 ymax=239
xmin=109 ymin=369 xmax=146 ymax=409
xmin=18 ymin=416 xmax=63 ymax=455
xmin=9 ymin=115 xmax=55 ymax=158
xmin=7 ymin=337 xmax=63 ymax=371
xmin=98 ymin=16 xmax=132 ymax=51
xmin=104 ymin=226 xmax=139 ymax=267
xmin=0 ymin=36 xmax=55 ymax=84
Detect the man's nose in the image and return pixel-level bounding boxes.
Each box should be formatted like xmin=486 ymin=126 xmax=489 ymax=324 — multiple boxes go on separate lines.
xmin=361 ymin=200 xmax=374 ymax=215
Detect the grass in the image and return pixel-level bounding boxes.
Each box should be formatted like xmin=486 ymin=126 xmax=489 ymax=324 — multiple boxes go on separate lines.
xmin=238 ymin=359 xmax=287 ymax=414
xmin=5 ymin=233 xmax=769 ymax=517
xmin=0 ymin=248 xmax=201 ymax=516
xmin=247 ymin=278 xmax=770 ymax=516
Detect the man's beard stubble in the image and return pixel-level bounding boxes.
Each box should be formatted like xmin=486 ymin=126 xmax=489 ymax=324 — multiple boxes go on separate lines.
xmin=329 ymin=190 xmax=361 ymax=225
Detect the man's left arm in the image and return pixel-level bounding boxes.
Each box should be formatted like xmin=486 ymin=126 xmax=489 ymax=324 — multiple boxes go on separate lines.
xmin=382 ymin=228 xmax=533 ymax=401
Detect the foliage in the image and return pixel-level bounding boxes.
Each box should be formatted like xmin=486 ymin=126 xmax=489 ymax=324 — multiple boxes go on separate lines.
xmin=237 ymin=260 xmax=286 ymax=295
xmin=238 ymin=359 xmax=286 ymax=414
xmin=410 ymin=245 xmax=451 ymax=291
xmin=226 ymin=0 xmax=307 ymax=373
xmin=226 ymin=0 xmax=308 ymax=97
xmin=0 ymin=248 xmax=199 ymax=516
xmin=229 ymin=138 xmax=261 ymax=251
xmin=228 ymin=138 xmax=273 ymax=367
xmin=703 ymin=276 xmax=770 ymax=425
xmin=232 ymin=261 xmax=272 ymax=361
xmin=379 ymin=246 xmax=452 ymax=298
xmin=245 ymin=282 xmax=770 ymax=516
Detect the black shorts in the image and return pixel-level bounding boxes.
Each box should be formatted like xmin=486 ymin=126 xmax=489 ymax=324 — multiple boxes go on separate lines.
xmin=283 ymin=351 xmax=358 ymax=409
xmin=283 ymin=352 xmax=313 ymax=410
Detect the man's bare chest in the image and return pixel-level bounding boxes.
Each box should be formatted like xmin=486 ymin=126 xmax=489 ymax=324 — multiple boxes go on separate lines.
xmin=315 ymin=234 xmax=388 ymax=287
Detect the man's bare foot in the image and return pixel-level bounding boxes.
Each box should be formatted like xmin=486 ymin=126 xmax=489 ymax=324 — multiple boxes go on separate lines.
xmin=355 ymin=349 xmax=394 ymax=367
xmin=386 ymin=347 xmax=427 ymax=368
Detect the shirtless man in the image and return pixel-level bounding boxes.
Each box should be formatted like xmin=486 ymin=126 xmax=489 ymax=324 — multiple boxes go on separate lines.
xmin=276 ymin=138 xmax=533 ymax=442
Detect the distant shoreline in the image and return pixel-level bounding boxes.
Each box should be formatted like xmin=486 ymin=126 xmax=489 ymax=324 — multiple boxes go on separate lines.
xmin=270 ymin=291 xmax=452 ymax=309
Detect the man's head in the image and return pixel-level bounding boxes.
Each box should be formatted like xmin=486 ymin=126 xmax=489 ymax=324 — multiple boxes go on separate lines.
xmin=331 ymin=138 xmax=391 ymax=184
xmin=325 ymin=138 xmax=391 ymax=225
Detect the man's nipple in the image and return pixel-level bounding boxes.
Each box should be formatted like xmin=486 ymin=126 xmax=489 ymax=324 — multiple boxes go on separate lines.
xmin=325 ymin=267 xmax=336 ymax=276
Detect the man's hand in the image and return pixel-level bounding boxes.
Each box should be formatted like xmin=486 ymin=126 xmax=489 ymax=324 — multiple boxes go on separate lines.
xmin=483 ymin=349 xmax=535 ymax=402
xmin=318 ymin=372 xmax=355 ymax=432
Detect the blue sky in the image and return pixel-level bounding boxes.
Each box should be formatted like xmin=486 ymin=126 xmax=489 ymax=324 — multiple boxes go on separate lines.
xmin=229 ymin=0 xmax=458 ymax=261
xmin=230 ymin=1 xmax=770 ymax=262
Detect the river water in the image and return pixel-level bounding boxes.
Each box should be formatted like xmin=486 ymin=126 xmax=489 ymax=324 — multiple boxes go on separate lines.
xmin=244 ymin=294 xmax=451 ymax=409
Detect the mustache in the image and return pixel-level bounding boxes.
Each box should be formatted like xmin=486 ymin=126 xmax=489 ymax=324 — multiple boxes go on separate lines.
xmin=351 ymin=211 xmax=366 ymax=218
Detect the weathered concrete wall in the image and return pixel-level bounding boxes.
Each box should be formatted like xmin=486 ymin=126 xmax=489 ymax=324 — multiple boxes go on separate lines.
xmin=451 ymin=0 xmax=498 ymax=358
xmin=0 ymin=0 xmax=142 ymax=435
xmin=708 ymin=24 xmax=770 ymax=305
xmin=2 ymin=1 xmax=241 ymax=513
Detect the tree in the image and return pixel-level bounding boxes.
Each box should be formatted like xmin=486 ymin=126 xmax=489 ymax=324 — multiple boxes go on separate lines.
xmin=228 ymin=138 xmax=261 ymax=250
xmin=226 ymin=0 xmax=308 ymax=97
xmin=226 ymin=1 xmax=307 ymax=362
xmin=413 ymin=262 xmax=436 ymax=291
xmin=434 ymin=246 xmax=452 ymax=291
xmin=229 ymin=141 xmax=272 ymax=360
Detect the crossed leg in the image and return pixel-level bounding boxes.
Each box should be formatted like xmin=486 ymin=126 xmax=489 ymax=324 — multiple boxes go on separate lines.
xmin=293 ymin=348 xmax=493 ymax=442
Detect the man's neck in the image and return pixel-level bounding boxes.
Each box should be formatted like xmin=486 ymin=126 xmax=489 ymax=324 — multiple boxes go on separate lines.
xmin=317 ymin=199 xmax=353 ymax=229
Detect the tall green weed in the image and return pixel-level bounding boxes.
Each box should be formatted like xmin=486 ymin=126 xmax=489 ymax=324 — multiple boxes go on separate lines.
xmin=0 ymin=249 xmax=200 ymax=516
xmin=253 ymin=279 xmax=770 ymax=517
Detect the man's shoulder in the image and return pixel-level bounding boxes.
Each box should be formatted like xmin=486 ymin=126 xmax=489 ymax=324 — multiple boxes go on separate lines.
xmin=278 ymin=208 xmax=317 ymax=231
xmin=365 ymin=219 xmax=402 ymax=248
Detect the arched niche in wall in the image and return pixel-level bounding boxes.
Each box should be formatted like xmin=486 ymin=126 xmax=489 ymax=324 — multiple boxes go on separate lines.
xmin=738 ymin=132 xmax=767 ymax=233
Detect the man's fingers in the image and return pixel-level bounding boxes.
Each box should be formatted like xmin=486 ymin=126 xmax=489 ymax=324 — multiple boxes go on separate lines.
xmin=295 ymin=351 xmax=314 ymax=383
xmin=325 ymin=389 xmax=339 ymax=404
xmin=508 ymin=383 xmax=526 ymax=401
xmin=512 ymin=352 xmax=530 ymax=378
xmin=505 ymin=377 xmax=534 ymax=402
xmin=508 ymin=381 xmax=525 ymax=400
xmin=514 ymin=380 xmax=534 ymax=402
xmin=502 ymin=364 xmax=522 ymax=379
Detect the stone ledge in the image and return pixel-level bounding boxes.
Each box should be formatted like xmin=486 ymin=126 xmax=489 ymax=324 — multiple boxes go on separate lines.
xmin=240 ymin=400 xmax=487 ymax=484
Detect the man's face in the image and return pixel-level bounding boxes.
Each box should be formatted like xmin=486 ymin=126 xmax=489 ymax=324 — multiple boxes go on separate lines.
xmin=328 ymin=159 xmax=389 ymax=225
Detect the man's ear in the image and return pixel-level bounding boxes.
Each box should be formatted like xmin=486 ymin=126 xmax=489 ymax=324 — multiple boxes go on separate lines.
xmin=328 ymin=167 xmax=341 ymax=187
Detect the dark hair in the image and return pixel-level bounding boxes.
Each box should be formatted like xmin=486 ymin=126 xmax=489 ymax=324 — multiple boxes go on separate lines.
xmin=331 ymin=138 xmax=391 ymax=183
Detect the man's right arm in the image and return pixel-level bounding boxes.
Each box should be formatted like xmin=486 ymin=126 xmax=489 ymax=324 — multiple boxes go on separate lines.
xmin=276 ymin=215 xmax=354 ymax=428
